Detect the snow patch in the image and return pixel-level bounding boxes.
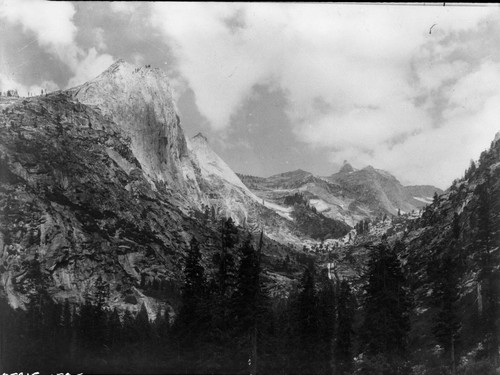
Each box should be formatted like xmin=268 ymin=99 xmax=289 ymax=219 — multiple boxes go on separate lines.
xmin=189 ymin=134 xmax=293 ymax=221
xmin=309 ymin=199 xmax=330 ymax=212
xmin=413 ymin=196 xmax=433 ymax=204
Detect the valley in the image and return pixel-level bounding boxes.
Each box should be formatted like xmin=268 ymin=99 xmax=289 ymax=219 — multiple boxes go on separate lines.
xmin=0 ymin=60 xmax=498 ymax=375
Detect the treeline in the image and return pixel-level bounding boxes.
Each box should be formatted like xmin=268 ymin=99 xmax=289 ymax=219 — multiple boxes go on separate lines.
xmin=409 ymin=140 xmax=500 ymax=375
xmin=284 ymin=193 xmax=351 ymax=240
xmin=0 ymin=219 xmax=405 ymax=375
xmin=0 ymin=218 xmax=355 ymax=374
xmin=1 ymin=214 xmax=498 ymax=374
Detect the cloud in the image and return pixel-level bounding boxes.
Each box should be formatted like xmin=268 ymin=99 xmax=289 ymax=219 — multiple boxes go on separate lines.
xmin=0 ymin=73 xmax=58 ymax=97
xmin=110 ymin=2 xmax=140 ymax=15
xmin=150 ymin=3 xmax=499 ymax=187
xmin=0 ymin=0 xmax=115 ymax=90
xmin=94 ymin=27 xmax=107 ymax=51
xmin=150 ymin=3 xmax=285 ymax=130
xmin=67 ymin=48 xmax=115 ymax=88
xmin=0 ymin=0 xmax=78 ymax=66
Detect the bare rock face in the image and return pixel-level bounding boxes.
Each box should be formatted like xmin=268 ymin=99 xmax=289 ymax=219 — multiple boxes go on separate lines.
xmin=70 ymin=60 xmax=202 ymax=203
xmin=0 ymin=90 xmax=210 ymax=318
xmin=0 ymin=60 xmax=350 ymax=319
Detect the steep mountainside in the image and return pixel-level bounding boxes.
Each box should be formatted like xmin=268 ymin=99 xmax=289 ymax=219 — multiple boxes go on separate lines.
xmin=239 ymin=163 xmax=442 ymax=226
xmin=401 ymin=133 xmax=500 ymax=354
xmin=344 ymin=133 xmax=500 ymax=364
xmin=0 ymin=90 xmax=207 ymax=317
xmin=69 ymin=60 xmax=335 ymax=244
xmin=326 ymin=163 xmax=442 ymax=216
xmin=70 ymin=60 xmax=200 ymax=203
xmin=0 ymin=60 xmax=352 ymax=317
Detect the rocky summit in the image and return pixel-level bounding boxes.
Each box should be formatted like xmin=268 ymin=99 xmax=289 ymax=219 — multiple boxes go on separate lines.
xmin=0 ymin=60 xmax=498 ymax=375
xmin=239 ymin=164 xmax=442 ymax=227
xmin=0 ymin=60 xmax=345 ymax=316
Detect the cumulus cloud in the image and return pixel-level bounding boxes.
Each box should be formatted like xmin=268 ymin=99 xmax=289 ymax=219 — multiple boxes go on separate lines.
xmin=67 ymin=48 xmax=115 ymax=88
xmin=150 ymin=3 xmax=499 ymax=187
xmin=0 ymin=0 xmax=115 ymax=89
xmin=110 ymin=2 xmax=140 ymax=15
xmin=0 ymin=73 xmax=58 ymax=97
xmin=0 ymin=0 xmax=78 ymax=66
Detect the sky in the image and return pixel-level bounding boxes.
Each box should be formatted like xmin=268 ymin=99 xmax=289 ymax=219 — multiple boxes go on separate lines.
xmin=1 ymin=2 xmax=500 ymax=189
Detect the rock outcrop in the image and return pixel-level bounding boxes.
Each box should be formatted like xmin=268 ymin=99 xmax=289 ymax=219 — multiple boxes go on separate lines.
xmin=70 ymin=60 xmax=202 ymax=206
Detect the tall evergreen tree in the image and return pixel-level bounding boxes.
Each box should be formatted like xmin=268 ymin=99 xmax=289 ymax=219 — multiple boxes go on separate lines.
xmin=233 ymin=233 xmax=260 ymax=333
xmin=296 ymin=265 xmax=320 ymax=373
xmin=316 ymin=275 xmax=336 ymax=375
xmin=215 ymin=217 xmax=239 ymax=296
xmin=335 ymin=279 xmax=355 ymax=375
xmin=360 ymin=242 xmax=411 ymax=372
xmin=429 ymin=245 xmax=461 ymax=374
xmin=474 ymin=176 xmax=499 ymax=364
xmin=175 ymin=237 xmax=207 ymax=343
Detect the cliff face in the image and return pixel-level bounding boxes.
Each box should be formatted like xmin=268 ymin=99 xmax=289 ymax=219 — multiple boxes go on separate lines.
xmin=0 ymin=91 xmax=214 ymax=318
xmin=0 ymin=61 xmax=324 ymax=318
xmin=239 ymin=166 xmax=442 ymax=227
xmin=386 ymin=134 xmax=500 ymax=358
xmin=70 ymin=60 xmax=202 ymax=205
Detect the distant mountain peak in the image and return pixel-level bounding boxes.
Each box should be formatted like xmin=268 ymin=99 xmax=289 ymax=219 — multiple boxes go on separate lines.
xmin=100 ymin=59 xmax=131 ymax=75
xmin=273 ymin=169 xmax=312 ymax=178
xmin=70 ymin=59 xmax=191 ymax=188
xmin=193 ymin=132 xmax=209 ymax=143
xmin=495 ymin=131 xmax=500 ymax=143
xmin=339 ymin=161 xmax=354 ymax=173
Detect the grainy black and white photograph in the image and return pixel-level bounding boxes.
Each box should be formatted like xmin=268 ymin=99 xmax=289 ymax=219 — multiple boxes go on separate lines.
xmin=0 ymin=2 xmax=499 ymax=374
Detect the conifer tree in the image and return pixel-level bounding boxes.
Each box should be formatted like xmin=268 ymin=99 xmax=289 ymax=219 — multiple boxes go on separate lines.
xmin=296 ymin=265 xmax=320 ymax=373
xmin=316 ymin=275 xmax=336 ymax=375
xmin=430 ymin=248 xmax=461 ymax=375
xmin=335 ymin=279 xmax=355 ymax=375
xmin=474 ymin=176 xmax=499 ymax=364
xmin=175 ymin=237 xmax=207 ymax=340
xmin=216 ymin=217 xmax=239 ymax=296
xmin=360 ymin=242 xmax=411 ymax=371
xmin=233 ymin=233 xmax=259 ymax=333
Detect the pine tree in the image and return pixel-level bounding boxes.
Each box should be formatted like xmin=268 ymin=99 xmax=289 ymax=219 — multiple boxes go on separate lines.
xmin=21 ymin=254 xmax=57 ymax=369
xmin=474 ymin=176 xmax=499 ymax=364
xmin=106 ymin=307 xmax=122 ymax=349
xmin=360 ymin=242 xmax=411 ymax=370
xmin=429 ymin=243 xmax=461 ymax=374
xmin=296 ymin=265 xmax=320 ymax=373
xmin=232 ymin=232 xmax=269 ymax=374
xmin=215 ymin=217 xmax=239 ymax=296
xmin=134 ymin=303 xmax=152 ymax=353
xmin=175 ymin=237 xmax=207 ymax=342
xmin=233 ymin=233 xmax=260 ymax=333
xmin=316 ymin=275 xmax=336 ymax=375
xmin=335 ymin=279 xmax=355 ymax=375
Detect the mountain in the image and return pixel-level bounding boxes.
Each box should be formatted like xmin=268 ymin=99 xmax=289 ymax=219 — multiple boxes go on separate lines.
xmin=342 ymin=132 xmax=500 ymax=366
xmin=70 ymin=59 xmax=200 ymax=202
xmin=0 ymin=60 xmax=349 ymax=314
xmin=239 ymin=164 xmax=442 ymax=227
xmin=402 ymin=133 xmax=500 ymax=363
xmin=1 ymin=58 xmax=498 ymax=374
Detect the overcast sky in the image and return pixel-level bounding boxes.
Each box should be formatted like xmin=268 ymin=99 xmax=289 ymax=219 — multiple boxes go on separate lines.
xmin=1 ymin=2 xmax=499 ymax=189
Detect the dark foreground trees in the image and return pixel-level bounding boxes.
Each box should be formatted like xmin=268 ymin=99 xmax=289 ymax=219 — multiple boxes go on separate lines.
xmin=3 ymin=212 xmax=498 ymax=375
xmin=358 ymin=242 xmax=411 ymax=375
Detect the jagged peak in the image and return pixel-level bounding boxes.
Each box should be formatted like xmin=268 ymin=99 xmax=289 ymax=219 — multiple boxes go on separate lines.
xmin=87 ymin=59 xmax=168 ymax=86
xmin=494 ymin=131 xmax=500 ymax=143
xmin=272 ymin=169 xmax=312 ymax=178
xmin=100 ymin=59 xmax=131 ymax=75
xmin=193 ymin=132 xmax=209 ymax=143
xmin=339 ymin=160 xmax=354 ymax=173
